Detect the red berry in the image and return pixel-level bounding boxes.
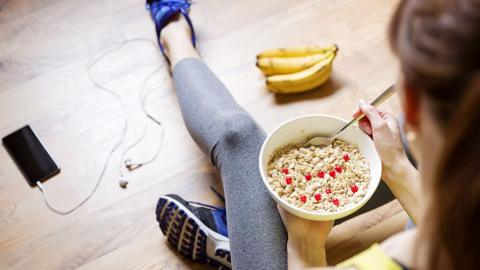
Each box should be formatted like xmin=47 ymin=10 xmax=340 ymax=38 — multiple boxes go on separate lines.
xmin=325 ymin=188 xmax=332 ymax=194
xmin=332 ymin=198 xmax=340 ymax=206
xmin=329 ymin=170 xmax=336 ymax=178
xmin=343 ymin=154 xmax=350 ymax=162
xmin=351 ymin=184 xmax=359 ymax=193
xmin=282 ymin=168 xmax=289 ymax=174
xmin=285 ymin=176 xmax=292 ymax=185
xmin=300 ymin=195 xmax=307 ymax=203
xmin=314 ymin=194 xmax=322 ymax=201
xmin=305 ymin=173 xmax=312 ymax=181
xmin=335 ymin=165 xmax=343 ymax=173
xmin=317 ymin=171 xmax=325 ymax=178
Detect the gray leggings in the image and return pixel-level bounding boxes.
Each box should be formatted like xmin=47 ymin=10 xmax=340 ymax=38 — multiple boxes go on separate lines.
xmin=173 ymin=58 xmax=287 ymax=269
xmin=172 ymin=58 xmax=395 ymax=269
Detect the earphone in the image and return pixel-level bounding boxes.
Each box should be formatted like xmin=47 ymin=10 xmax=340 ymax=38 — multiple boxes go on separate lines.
xmin=37 ymin=38 xmax=167 ymax=214
xmin=116 ymin=61 xmax=167 ymax=189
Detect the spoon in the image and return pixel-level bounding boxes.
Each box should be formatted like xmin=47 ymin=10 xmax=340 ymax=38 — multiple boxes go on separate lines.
xmin=304 ymin=84 xmax=397 ymax=147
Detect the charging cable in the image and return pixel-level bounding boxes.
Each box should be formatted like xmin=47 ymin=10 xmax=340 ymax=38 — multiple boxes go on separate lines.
xmin=36 ymin=38 xmax=166 ymax=215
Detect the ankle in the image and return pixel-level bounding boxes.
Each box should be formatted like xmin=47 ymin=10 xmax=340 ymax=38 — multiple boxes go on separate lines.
xmin=161 ymin=32 xmax=190 ymax=61
xmin=168 ymin=42 xmax=200 ymax=68
xmin=159 ymin=14 xmax=192 ymax=50
xmin=159 ymin=15 xmax=199 ymax=67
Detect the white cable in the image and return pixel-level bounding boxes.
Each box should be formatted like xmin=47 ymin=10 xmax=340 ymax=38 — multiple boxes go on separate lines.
xmin=119 ymin=67 xmax=167 ymax=180
xmin=37 ymin=38 xmax=166 ymax=214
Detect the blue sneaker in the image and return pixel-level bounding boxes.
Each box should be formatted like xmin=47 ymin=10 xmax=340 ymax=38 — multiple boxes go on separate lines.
xmin=156 ymin=193 xmax=231 ymax=269
xmin=146 ymin=0 xmax=197 ymax=58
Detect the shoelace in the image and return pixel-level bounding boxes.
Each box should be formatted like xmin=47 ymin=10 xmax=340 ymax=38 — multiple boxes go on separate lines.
xmin=187 ymin=201 xmax=224 ymax=211
xmin=209 ymin=186 xmax=225 ymax=203
xmin=187 ymin=187 xmax=225 ymax=211
xmin=187 ymin=186 xmax=227 ymax=224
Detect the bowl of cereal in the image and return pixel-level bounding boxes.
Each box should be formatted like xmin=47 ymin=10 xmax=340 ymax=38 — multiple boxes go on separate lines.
xmin=259 ymin=115 xmax=382 ymax=221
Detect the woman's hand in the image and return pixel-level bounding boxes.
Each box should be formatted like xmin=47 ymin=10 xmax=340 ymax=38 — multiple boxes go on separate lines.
xmin=356 ymin=100 xmax=422 ymax=223
xmin=277 ymin=205 xmax=333 ymax=268
xmin=355 ymin=100 xmax=409 ymax=181
xmin=278 ymin=205 xmax=333 ymax=244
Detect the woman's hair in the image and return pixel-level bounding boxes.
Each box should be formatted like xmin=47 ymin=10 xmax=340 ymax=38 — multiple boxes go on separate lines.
xmin=389 ymin=0 xmax=480 ymax=269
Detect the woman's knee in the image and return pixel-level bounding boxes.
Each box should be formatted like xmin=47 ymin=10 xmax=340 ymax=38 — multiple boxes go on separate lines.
xmin=219 ymin=113 xmax=265 ymax=149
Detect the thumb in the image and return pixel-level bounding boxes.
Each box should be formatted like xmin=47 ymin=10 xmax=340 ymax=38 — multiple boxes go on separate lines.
xmin=277 ymin=204 xmax=288 ymax=226
xmin=358 ymin=100 xmax=385 ymax=129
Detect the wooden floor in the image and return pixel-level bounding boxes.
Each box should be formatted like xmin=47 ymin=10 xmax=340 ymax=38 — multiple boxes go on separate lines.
xmin=0 ymin=0 xmax=408 ymax=269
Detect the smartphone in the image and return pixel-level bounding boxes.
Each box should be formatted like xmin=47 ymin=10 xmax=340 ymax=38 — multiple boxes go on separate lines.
xmin=2 ymin=125 xmax=60 ymax=187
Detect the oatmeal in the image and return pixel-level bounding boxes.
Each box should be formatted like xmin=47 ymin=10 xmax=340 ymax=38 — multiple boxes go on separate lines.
xmin=267 ymin=139 xmax=371 ymax=213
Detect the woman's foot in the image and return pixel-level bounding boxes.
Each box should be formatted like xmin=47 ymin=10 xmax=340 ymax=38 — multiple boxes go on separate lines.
xmin=160 ymin=14 xmax=200 ymax=67
xmin=156 ymin=194 xmax=231 ymax=269
xmin=146 ymin=0 xmax=199 ymax=68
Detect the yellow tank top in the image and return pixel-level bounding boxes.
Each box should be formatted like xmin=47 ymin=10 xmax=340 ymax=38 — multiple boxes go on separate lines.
xmin=337 ymin=244 xmax=407 ymax=270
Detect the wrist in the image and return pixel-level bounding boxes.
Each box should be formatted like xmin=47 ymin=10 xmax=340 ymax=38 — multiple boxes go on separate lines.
xmin=287 ymin=235 xmax=328 ymax=267
xmin=382 ymin=154 xmax=414 ymax=183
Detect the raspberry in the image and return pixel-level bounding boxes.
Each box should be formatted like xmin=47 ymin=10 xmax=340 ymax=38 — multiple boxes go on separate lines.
xmin=332 ymin=198 xmax=340 ymax=206
xmin=325 ymin=188 xmax=332 ymax=194
xmin=329 ymin=170 xmax=336 ymax=178
xmin=343 ymin=154 xmax=350 ymax=162
xmin=305 ymin=173 xmax=312 ymax=181
xmin=282 ymin=168 xmax=289 ymax=174
xmin=285 ymin=176 xmax=292 ymax=185
xmin=300 ymin=195 xmax=307 ymax=203
xmin=351 ymin=184 xmax=359 ymax=193
xmin=314 ymin=194 xmax=321 ymax=201
xmin=335 ymin=165 xmax=343 ymax=173
xmin=317 ymin=171 xmax=325 ymax=178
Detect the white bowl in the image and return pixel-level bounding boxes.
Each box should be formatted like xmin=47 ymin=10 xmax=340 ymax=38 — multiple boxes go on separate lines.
xmin=259 ymin=114 xmax=382 ymax=221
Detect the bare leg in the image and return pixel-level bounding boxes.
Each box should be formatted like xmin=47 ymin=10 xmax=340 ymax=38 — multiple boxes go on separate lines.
xmin=160 ymin=14 xmax=200 ymax=67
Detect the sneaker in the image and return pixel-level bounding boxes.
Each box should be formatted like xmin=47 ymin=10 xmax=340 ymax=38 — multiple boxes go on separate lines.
xmin=156 ymin=194 xmax=231 ymax=269
xmin=146 ymin=0 xmax=196 ymax=58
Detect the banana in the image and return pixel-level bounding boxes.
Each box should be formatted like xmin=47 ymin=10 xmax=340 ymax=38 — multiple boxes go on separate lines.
xmin=266 ymin=51 xmax=336 ymax=94
xmin=257 ymin=44 xmax=338 ymax=59
xmin=256 ymin=53 xmax=332 ymax=76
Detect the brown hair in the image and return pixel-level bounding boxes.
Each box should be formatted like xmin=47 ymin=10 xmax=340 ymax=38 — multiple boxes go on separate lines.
xmin=389 ymin=0 xmax=480 ymax=269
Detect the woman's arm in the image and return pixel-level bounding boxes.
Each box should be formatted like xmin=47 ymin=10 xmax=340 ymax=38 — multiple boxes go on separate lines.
xmin=277 ymin=206 xmax=332 ymax=269
xmin=287 ymin=235 xmax=328 ymax=268
xmin=357 ymin=100 xmax=422 ymax=223
xmin=278 ymin=207 xmax=359 ymax=270
xmin=381 ymin=156 xmax=422 ymax=224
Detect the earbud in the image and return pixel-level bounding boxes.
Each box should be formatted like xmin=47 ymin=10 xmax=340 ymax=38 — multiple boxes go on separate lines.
xmin=119 ymin=178 xmax=128 ymax=189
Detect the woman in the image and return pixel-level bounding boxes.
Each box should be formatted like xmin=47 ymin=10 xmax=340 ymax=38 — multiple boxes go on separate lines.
xmin=149 ymin=0 xmax=480 ymax=269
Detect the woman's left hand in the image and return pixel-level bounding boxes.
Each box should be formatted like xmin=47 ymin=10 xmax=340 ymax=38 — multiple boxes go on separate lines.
xmin=277 ymin=205 xmax=334 ymax=244
xmin=277 ymin=205 xmax=334 ymax=268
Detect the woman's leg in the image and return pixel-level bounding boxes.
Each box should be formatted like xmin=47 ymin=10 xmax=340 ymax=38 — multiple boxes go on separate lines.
xmin=162 ymin=16 xmax=287 ymax=270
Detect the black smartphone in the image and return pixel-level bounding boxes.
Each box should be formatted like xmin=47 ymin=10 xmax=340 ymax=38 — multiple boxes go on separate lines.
xmin=2 ymin=125 xmax=60 ymax=187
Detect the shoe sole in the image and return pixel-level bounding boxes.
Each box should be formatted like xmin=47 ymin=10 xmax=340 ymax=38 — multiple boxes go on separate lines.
xmin=156 ymin=195 xmax=231 ymax=270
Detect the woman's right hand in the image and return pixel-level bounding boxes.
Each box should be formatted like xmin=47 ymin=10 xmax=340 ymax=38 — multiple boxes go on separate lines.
xmin=355 ymin=100 xmax=409 ymax=181
xmin=355 ymin=100 xmax=422 ymax=223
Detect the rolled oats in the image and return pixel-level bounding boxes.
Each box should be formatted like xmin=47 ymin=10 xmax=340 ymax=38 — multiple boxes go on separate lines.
xmin=267 ymin=139 xmax=371 ymax=213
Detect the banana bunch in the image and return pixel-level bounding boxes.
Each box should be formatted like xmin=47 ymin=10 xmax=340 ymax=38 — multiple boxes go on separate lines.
xmin=256 ymin=44 xmax=338 ymax=94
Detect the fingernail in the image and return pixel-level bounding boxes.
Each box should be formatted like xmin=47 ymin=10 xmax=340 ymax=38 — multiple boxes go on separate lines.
xmin=359 ymin=99 xmax=367 ymax=105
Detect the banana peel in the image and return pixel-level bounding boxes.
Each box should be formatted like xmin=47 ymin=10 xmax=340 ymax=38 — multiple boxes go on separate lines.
xmin=256 ymin=44 xmax=338 ymax=94
xmin=257 ymin=44 xmax=338 ymax=58
xmin=256 ymin=53 xmax=332 ymax=76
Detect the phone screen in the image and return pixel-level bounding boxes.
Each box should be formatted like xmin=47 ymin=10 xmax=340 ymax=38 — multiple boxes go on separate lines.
xmin=2 ymin=125 xmax=60 ymax=187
